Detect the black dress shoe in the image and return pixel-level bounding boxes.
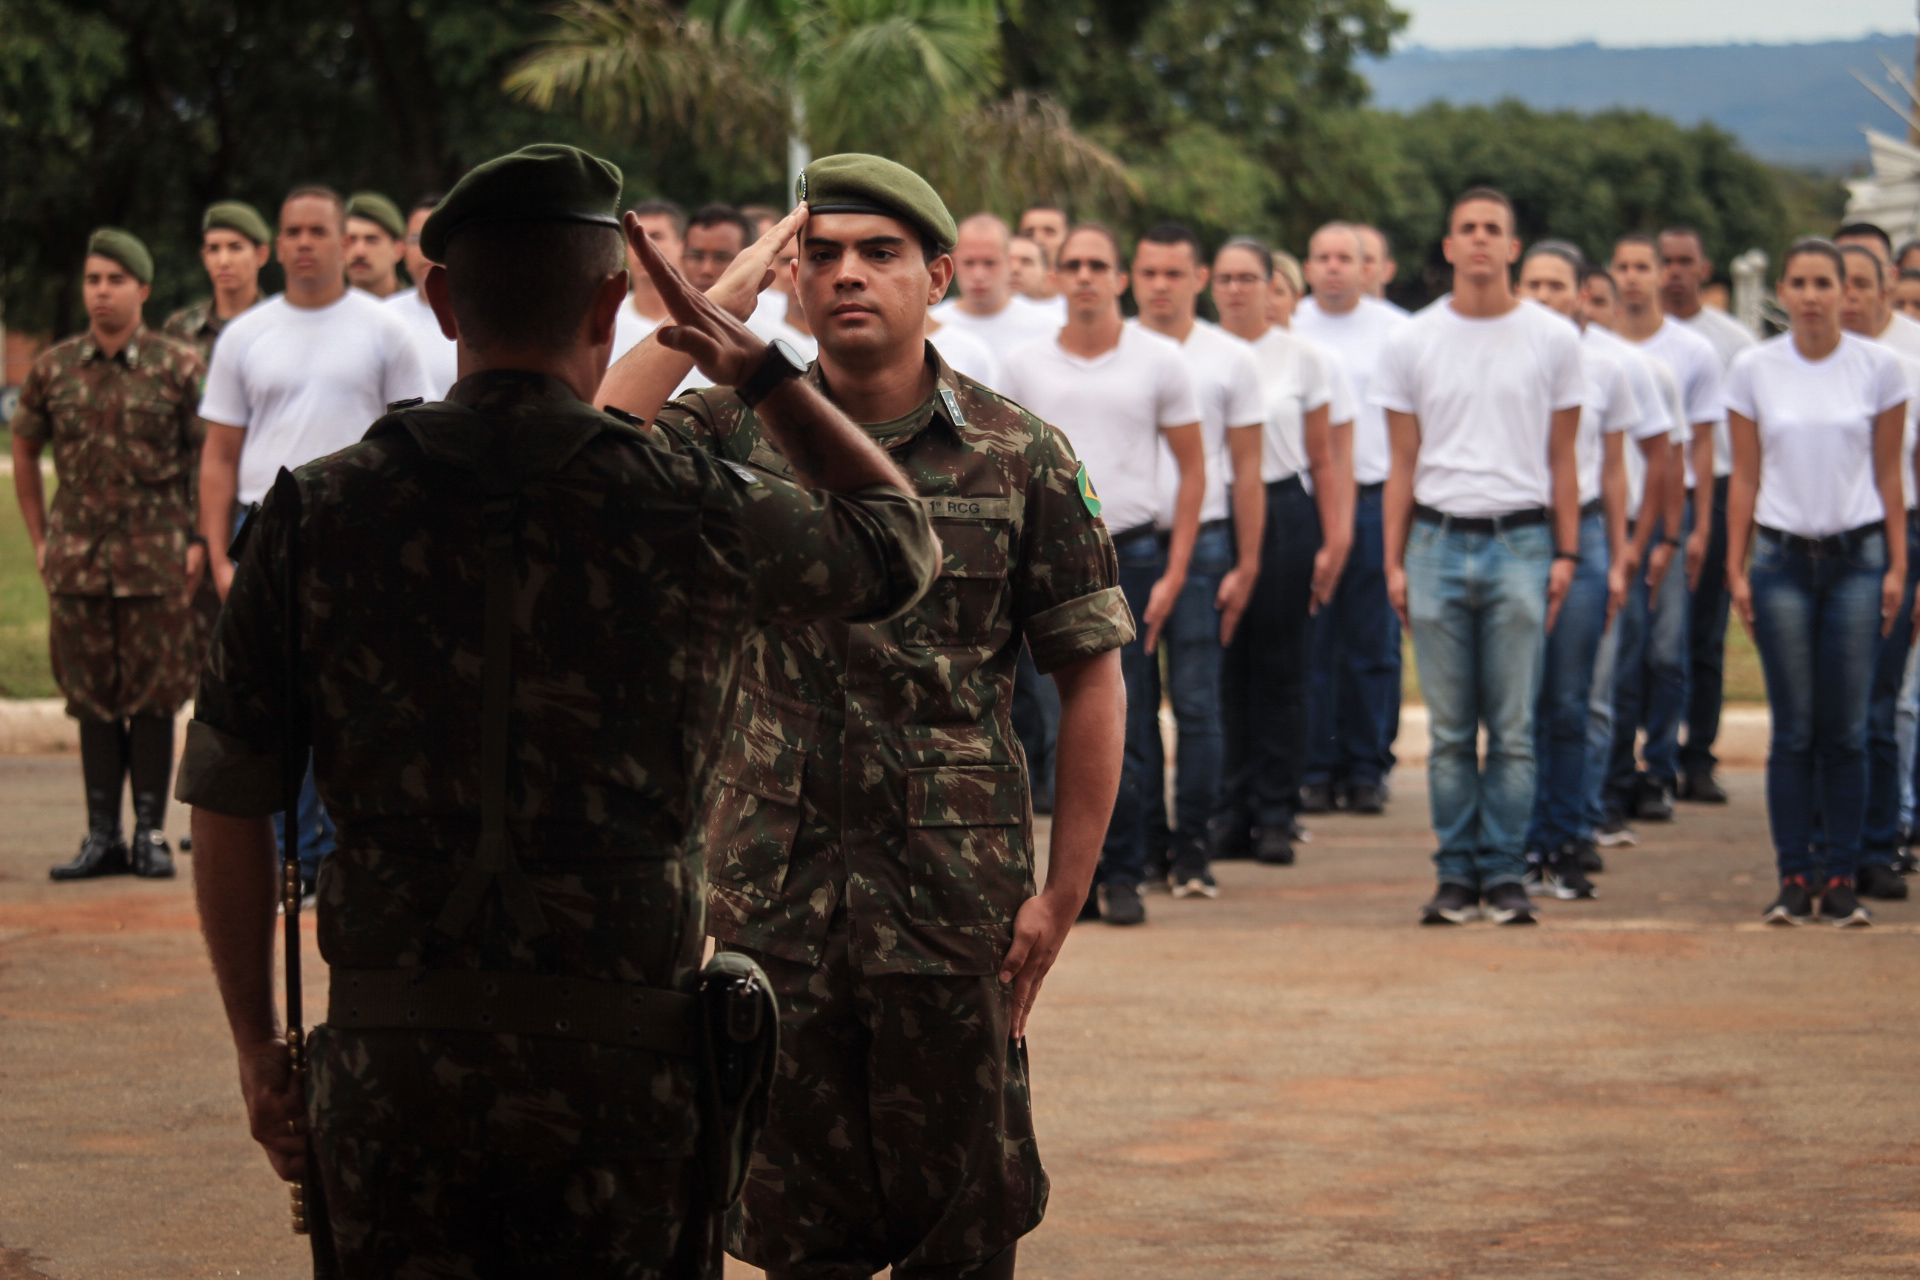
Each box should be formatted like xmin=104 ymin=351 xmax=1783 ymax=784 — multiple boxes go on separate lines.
xmin=1254 ymin=827 xmax=1295 ymax=865
xmin=1209 ymin=822 xmax=1253 ymax=862
xmin=1345 ymin=782 xmax=1388 ymax=814
xmin=50 ymin=830 xmax=130 ymax=881
xmin=1297 ymin=782 xmax=1335 ymax=814
xmin=1858 ymin=863 xmax=1909 ymax=900
xmin=131 ymin=829 xmax=176 ymax=879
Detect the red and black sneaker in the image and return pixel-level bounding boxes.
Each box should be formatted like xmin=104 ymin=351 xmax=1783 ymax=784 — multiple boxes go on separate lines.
xmin=1762 ymin=875 xmax=1814 ymax=926
xmin=1816 ymin=877 xmax=1873 ymax=928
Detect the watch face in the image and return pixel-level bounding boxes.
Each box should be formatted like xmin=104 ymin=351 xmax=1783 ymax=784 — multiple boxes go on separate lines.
xmin=770 ymin=338 xmax=805 ymax=371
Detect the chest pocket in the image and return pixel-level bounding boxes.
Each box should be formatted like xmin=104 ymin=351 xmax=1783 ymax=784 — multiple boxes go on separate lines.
xmin=897 ymin=507 xmax=1010 ymax=648
xmin=707 ymin=723 xmax=806 ymax=900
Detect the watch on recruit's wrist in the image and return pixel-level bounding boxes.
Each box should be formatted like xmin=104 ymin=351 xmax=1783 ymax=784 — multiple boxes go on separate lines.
xmin=1662 ymin=536 xmax=1683 ymax=548
xmin=1554 ymin=550 xmax=1580 ymax=564
xmin=738 ymin=338 xmax=807 ymax=410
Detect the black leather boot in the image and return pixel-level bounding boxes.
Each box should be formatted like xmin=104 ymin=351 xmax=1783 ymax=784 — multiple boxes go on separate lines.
xmin=51 ymin=720 xmax=129 ymax=881
xmin=128 ymin=716 xmax=176 ymax=878
xmin=130 ymin=791 xmax=175 ymax=878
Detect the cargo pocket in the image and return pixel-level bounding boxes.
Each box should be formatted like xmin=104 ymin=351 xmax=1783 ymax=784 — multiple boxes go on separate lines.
xmin=897 ymin=518 xmax=1009 ymax=647
xmin=904 ymin=764 xmax=1027 ymax=925
xmin=707 ymin=726 xmax=805 ymax=899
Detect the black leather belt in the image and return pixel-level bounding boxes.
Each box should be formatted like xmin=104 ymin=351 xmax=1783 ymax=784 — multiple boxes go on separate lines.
xmin=1413 ymin=504 xmax=1549 ymax=534
xmin=1756 ymin=523 xmax=1881 ymax=558
xmin=1266 ymin=475 xmax=1307 ymax=497
xmin=328 ymin=967 xmax=699 ymax=1053
xmin=1111 ymin=522 xmax=1159 ymax=546
xmin=1357 ymin=481 xmax=1385 ymax=496
xmin=1580 ymin=498 xmax=1603 ymax=518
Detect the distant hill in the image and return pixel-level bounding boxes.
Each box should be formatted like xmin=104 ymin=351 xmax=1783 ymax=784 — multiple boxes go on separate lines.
xmin=1362 ymin=34 xmax=1914 ymax=170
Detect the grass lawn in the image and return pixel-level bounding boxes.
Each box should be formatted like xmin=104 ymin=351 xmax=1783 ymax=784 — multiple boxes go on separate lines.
xmin=0 ymin=458 xmax=55 ymax=698
xmin=1400 ymin=616 xmax=1767 ymax=705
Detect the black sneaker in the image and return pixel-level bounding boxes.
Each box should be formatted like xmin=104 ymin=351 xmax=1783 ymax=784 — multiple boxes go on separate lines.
xmin=1345 ymin=782 xmax=1388 ymax=815
xmin=1101 ymin=881 xmax=1147 ymax=926
xmin=1521 ymin=849 xmax=1547 ymax=891
xmin=1572 ymin=837 xmax=1605 ymax=874
xmin=1298 ymin=782 xmax=1336 ymax=814
xmin=1209 ymin=822 xmax=1253 ymax=863
xmin=1679 ymin=772 xmax=1728 ymax=804
xmin=1544 ymin=845 xmax=1598 ymax=900
xmin=1420 ymin=882 xmax=1480 ymax=925
xmin=1483 ymin=882 xmax=1538 ymax=925
xmin=1762 ymin=876 xmax=1814 ymax=926
xmin=1858 ymin=863 xmax=1909 ymax=901
xmin=1253 ymin=826 xmax=1295 ymax=865
xmin=1632 ymin=778 xmax=1675 ymax=822
xmin=1817 ymin=878 xmax=1872 ymax=928
xmin=1593 ymin=813 xmax=1637 ymax=848
xmin=1283 ymin=814 xmax=1312 ymax=844
xmin=1169 ymin=861 xmax=1219 ymax=899
xmin=1895 ymin=847 xmax=1919 ymax=875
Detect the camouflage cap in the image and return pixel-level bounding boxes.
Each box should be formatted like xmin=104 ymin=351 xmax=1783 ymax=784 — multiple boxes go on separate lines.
xmin=86 ymin=228 xmax=153 ymax=285
xmin=796 ymin=154 xmax=956 ymax=253
xmin=346 ymin=191 xmax=406 ymax=239
xmin=420 ymin=144 xmax=623 ymax=263
xmin=203 ymin=201 xmax=273 ymax=247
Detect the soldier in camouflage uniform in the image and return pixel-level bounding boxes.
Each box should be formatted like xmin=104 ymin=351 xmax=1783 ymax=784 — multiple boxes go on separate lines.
xmin=180 ymin=145 xmax=937 ymax=1278
xmin=603 ymin=155 xmax=1131 ymax=1280
xmin=11 ymin=228 xmax=206 ymax=881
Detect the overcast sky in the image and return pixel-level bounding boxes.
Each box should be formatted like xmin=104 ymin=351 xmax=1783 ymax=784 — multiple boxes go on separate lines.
xmin=1399 ymin=0 xmax=1917 ymax=50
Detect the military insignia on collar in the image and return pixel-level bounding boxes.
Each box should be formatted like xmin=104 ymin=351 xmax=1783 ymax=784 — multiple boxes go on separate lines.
xmin=939 ymin=387 xmax=966 ymax=427
xmin=1076 ymin=463 xmax=1101 ymax=517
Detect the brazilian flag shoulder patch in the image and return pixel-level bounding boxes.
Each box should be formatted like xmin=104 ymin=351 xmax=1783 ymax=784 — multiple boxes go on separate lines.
xmin=1076 ymin=463 xmax=1102 ymax=518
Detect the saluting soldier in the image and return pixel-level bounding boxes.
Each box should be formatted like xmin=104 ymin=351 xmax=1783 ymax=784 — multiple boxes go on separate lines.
xmin=603 ymin=155 xmax=1130 ymax=1280
xmin=11 ymin=229 xmax=206 ymax=881
xmin=164 ymin=201 xmax=273 ymax=362
xmin=182 ymin=145 xmax=937 ymax=1277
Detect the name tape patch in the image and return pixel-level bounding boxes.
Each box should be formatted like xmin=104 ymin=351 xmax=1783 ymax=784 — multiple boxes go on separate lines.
xmin=923 ymin=495 xmax=1009 ymax=520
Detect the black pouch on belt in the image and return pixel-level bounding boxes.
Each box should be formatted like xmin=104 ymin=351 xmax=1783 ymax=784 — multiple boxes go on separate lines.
xmin=695 ymin=951 xmax=780 ymax=1209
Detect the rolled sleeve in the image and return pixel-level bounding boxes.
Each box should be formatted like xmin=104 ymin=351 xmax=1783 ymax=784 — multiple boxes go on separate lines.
xmin=12 ymin=366 xmax=50 ymax=446
xmin=1012 ymin=416 xmax=1133 ymax=665
xmin=1026 ymin=586 xmax=1135 ymax=674
xmin=175 ymin=718 xmax=283 ymax=817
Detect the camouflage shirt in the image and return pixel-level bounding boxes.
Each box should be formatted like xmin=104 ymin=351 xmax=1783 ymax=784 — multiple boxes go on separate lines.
xmin=177 ymin=370 xmax=937 ymax=1000
xmin=655 ymin=347 xmax=1134 ymax=978
xmin=11 ymin=326 xmax=206 ymax=597
xmin=162 ymin=297 xmax=232 ymax=366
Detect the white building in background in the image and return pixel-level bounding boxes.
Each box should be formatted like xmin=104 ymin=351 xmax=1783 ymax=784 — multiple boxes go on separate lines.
xmin=1846 ymin=129 xmax=1920 ymax=245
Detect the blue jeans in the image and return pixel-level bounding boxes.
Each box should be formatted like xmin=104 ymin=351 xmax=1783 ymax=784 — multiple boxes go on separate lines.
xmin=1606 ymin=523 xmax=1690 ymax=806
xmin=1681 ymin=478 xmax=1731 ymax=777
xmin=1861 ymin=515 xmax=1919 ymax=867
xmin=1584 ymin=612 xmax=1620 ymax=833
xmin=1099 ymin=528 xmax=1166 ymax=887
xmin=1304 ymin=484 xmax=1401 ymax=790
xmin=1749 ymin=527 xmax=1886 ymax=880
xmin=234 ymin=508 xmax=333 ymax=883
xmin=1527 ymin=511 xmax=1610 ymax=850
xmin=1220 ymin=479 xmax=1322 ymax=834
xmin=1142 ymin=523 xmax=1233 ymax=863
xmin=1406 ymin=517 xmax=1552 ymax=889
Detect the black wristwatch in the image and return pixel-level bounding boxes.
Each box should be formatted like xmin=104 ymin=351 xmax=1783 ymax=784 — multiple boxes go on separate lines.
xmin=1554 ymin=550 xmax=1580 ymax=564
xmin=737 ymin=339 xmax=807 ymax=409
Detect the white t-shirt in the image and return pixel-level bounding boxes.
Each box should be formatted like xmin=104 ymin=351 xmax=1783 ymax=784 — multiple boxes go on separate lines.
xmin=383 ymin=286 xmax=458 ymax=401
xmin=1245 ymin=325 xmax=1335 ymax=486
xmin=1586 ymin=326 xmax=1676 ymax=521
xmin=1576 ymin=327 xmax=1646 ymax=507
xmin=1879 ymin=310 xmax=1920 ymax=363
xmin=1677 ymin=305 xmax=1757 ymax=374
xmin=1133 ymin=319 xmax=1263 ymax=528
xmin=746 ymin=310 xmax=818 ymax=363
xmin=1629 ymin=317 xmax=1726 ymax=482
xmin=928 ymin=324 xmax=1000 ymax=388
xmin=1026 ymin=294 xmax=1068 ymax=325
xmin=201 ymin=291 xmax=430 ymax=506
xmin=610 ymin=298 xmax=704 ymax=399
xmin=1725 ymin=332 xmax=1909 ymax=538
xmin=1000 ymin=325 xmax=1201 ymax=536
xmin=1370 ymin=298 xmax=1586 ymax=517
xmin=1861 ymin=321 xmax=1920 ymax=508
xmin=931 ymin=295 xmax=1060 ymax=366
xmin=1292 ymin=295 xmax=1408 ymax=486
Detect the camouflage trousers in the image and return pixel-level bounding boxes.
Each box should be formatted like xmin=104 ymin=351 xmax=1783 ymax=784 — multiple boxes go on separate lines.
xmin=306 ymin=1024 xmax=709 ymax=1279
xmin=723 ymin=914 xmax=1048 ymax=1279
xmin=48 ymin=592 xmax=196 ymax=722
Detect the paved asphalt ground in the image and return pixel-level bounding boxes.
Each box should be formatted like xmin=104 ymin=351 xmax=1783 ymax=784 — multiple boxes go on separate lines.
xmin=2 ymin=754 xmax=1917 ymax=1279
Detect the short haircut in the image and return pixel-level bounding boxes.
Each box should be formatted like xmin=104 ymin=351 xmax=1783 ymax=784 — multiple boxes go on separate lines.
xmin=1835 ymin=222 xmax=1892 ymax=255
xmin=412 ymin=192 xmax=447 ymax=215
xmin=1009 ymin=233 xmax=1050 ymax=269
xmin=1308 ymin=221 xmax=1363 ymax=257
xmin=1449 ymin=186 xmax=1514 ymax=230
xmin=1838 ymin=241 xmax=1886 ymax=287
xmin=740 ymin=204 xmax=782 ymax=230
xmin=1612 ymin=232 xmax=1662 ymax=263
xmin=1782 ymin=235 xmax=1846 ymax=281
xmin=1273 ymin=250 xmax=1305 ymax=297
xmin=1897 ymin=239 xmax=1920 ymax=266
xmin=628 ymin=198 xmax=687 ymax=236
xmin=1901 ymin=268 xmax=1920 ymax=283
xmin=1522 ymin=240 xmax=1584 ymax=277
xmin=1138 ymin=221 xmax=1205 ymax=264
xmin=1657 ymin=225 xmax=1705 ymax=254
xmin=1021 ymin=203 xmax=1067 ymax=222
xmin=445 ymin=220 xmax=624 ymax=356
xmin=1358 ymin=224 xmax=1393 ymax=256
xmin=958 ymin=211 xmax=1012 ymax=247
xmin=281 ymin=184 xmax=345 ymax=229
xmin=1061 ymin=222 xmax=1124 ymax=266
xmin=1579 ymin=264 xmax=1618 ymax=297
xmin=1216 ymin=235 xmax=1273 ymax=279
xmin=688 ymin=203 xmax=753 ymax=244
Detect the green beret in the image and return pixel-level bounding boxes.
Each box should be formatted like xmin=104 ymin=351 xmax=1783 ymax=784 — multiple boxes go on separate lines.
xmin=86 ymin=227 xmax=153 ymax=285
xmin=346 ymin=191 xmax=406 ymax=239
xmin=420 ymin=144 xmax=623 ymax=263
xmin=202 ymin=200 xmax=272 ymax=246
xmin=797 ymin=154 xmax=956 ymax=253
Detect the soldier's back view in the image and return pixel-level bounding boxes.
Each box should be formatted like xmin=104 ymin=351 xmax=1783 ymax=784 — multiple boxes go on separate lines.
xmin=182 ymin=145 xmax=937 ymax=1278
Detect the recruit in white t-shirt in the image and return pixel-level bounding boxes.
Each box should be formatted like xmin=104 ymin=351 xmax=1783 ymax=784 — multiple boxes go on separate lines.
xmin=200 ymin=290 xmax=431 ymax=506
xmin=928 ymin=324 xmax=1000 ymax=389
xmin=1676 ymin=305 xmax=1757 ymax=374
xmin=1245 ymin=325 xmax=1336 ymax=487
xmin=1725 ymin=332 xmax=1909 ymax=539
xmin=383 ymin=286 xmax=458 ymax=401
xmin=1369 ymin=298 xmax=1586 ymax=517
xmin=999 ymin=325 xmax=1201 ymax=536
xmin=1574 ymin=326 xmax=1646 ymax=507
xmin=609 ymin=297 xmax=706 ymax=400
xmin=930 ymin=295 xmax=1059 ymax=366
xmin=1586 ymin=326 xmax=1675 ymax=521
xmin=1629 ymin=317 xmax=1726 ymax=483
xmin=1292 ymin=295 xmax=1408 ymax=487
xmin=1134 ymin=319 xmax=1263 ymax=529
